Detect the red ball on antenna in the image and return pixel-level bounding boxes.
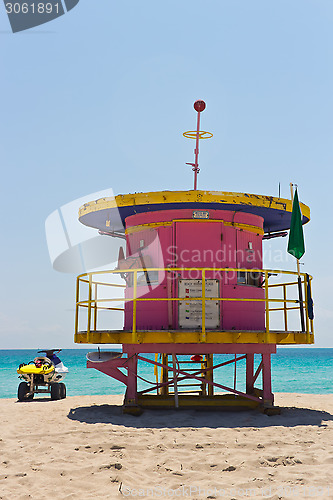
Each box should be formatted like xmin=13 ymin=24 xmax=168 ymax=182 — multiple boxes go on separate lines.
xmin=194 ymin=100 xmax=206 ymax=112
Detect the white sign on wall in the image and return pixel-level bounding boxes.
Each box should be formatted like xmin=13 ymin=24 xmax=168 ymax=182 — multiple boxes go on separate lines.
xmin=178 ymin=279 xmax=220 ymax=329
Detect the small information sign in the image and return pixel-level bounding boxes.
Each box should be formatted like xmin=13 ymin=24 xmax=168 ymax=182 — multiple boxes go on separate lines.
xmin=192 ymin=210 xmax=209 ymax=219
xmin=178 ymin=279 xmax=220 ymax=329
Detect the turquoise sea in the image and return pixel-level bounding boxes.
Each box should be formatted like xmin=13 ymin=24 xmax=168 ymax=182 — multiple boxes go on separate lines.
xmin=1 ymin=348 xmax=332 ymax=399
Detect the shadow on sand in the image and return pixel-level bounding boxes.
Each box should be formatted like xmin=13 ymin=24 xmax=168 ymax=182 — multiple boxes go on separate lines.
xmin=15 ymin=397 xmax=53 ymax=403
xmin=67 ymin=404 xmax=333 ymax=429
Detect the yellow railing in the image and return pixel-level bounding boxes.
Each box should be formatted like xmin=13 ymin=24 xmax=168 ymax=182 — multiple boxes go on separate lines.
xmin=75 ymin=267 xmax=314 ymax=344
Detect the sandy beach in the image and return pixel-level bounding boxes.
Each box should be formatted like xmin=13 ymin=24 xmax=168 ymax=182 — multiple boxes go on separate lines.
xmin=0 ymin=393 xmax=332 ymax=500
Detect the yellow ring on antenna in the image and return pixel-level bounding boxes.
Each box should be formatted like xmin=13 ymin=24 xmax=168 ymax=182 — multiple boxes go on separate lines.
xmin=183 ymin=130 xmax=213 ymax=139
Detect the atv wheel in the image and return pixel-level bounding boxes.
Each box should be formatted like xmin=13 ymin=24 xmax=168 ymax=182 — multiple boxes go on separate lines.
xmin=50 ymin=383 xmax=61 ymax=400
xmin=18 ymin=382 xmax=32 ymax=401
xmin=59 ymin=383 xmax=66 ymax=399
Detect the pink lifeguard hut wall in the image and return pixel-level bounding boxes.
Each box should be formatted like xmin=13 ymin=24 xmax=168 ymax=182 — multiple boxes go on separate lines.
xmin=124 ymin=208 xmax=265 ymax=332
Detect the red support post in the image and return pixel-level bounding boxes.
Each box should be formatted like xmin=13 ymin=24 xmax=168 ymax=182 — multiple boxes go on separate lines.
xmin=262 ymin=353 xmax=274 ymax=406
xmin=246 ymin=353 xmax=254 ymax=394
xmin=124 ymin=353 xmax=138 ymax=407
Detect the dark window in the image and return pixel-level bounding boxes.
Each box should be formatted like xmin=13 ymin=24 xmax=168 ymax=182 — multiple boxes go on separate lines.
xmin=237 ymin=271 xmax=261 ymax=287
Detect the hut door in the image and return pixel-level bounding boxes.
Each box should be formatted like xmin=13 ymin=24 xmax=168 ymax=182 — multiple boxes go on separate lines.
xmin=173 ymin=220 xmax=223 ymax=329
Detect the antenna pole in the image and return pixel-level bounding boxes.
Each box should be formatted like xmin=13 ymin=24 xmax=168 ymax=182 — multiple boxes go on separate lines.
xmin=193 ymin=110 xmax=201 ymax=190
xmin=183 ymin=100 xmax=212 ymax=190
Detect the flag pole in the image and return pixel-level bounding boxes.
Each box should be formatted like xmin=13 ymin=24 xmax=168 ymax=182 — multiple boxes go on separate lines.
xmin=290 ymin=183 xmax=305 ymax=332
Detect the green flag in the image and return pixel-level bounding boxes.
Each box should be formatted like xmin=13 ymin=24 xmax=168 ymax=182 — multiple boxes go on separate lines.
xmin=287 ymin=188 xmax=305 ymax=259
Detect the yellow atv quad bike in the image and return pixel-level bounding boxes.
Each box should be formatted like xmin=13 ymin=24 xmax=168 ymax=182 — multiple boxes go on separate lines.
xmin=17 ymin=349 xmax=68 ymax=401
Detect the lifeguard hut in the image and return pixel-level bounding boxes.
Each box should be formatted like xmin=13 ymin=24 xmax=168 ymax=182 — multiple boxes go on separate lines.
xmin=75 ymin=101 xmax=314 ymax=414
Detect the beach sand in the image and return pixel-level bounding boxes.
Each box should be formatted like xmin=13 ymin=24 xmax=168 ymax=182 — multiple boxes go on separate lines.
xmin=0 ymin=393 xmax=332 ymax=500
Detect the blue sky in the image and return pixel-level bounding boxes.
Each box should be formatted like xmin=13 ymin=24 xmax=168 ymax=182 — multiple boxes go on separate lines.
xmin=0 ymin=0 xmax=332 ymax=348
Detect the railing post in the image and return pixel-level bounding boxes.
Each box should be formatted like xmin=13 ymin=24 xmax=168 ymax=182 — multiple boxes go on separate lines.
xmin=296 ymin=263 xmax=306 ymax=332
xmin=94 ymin=282 xmax=97 ymax=332
xmin=304 ymin=274 xmax=310 ymax=342
xmin=75 ymin=276 xmax=80 ymax=337
xmin=201 ymin=269 xmax=206 ymax=342
xmin=309 ymin=277 xmax=314 ymax=335
xmin=132 ymin=270 xmax=138 ymax=343
xmin=283 ymin=284 xmax=288 ymax=332
xmin=87 ymin=274 xmax=92 ymax=343
xmin=264 ymin=270 xmax=269 ymax=342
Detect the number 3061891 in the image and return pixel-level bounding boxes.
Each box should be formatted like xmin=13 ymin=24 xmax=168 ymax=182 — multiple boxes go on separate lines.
xmin=5 ymin=3 xmax=60 ymax=14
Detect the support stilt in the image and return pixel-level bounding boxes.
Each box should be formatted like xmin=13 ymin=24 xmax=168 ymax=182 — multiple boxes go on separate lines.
xmin=246 ymin=353 xmax=254 ymax=395
xmin=123 ymin=353 xmax=142 ymax=415
xmin=262 ymin=353 xmax=274 ymax=407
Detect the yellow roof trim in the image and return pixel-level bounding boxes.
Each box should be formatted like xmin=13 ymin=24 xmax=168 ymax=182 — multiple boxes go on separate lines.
xmin=125 ymin=219 xmax=264 ymax=236
xmin=79 ymin=189 xmax=310 ymax=222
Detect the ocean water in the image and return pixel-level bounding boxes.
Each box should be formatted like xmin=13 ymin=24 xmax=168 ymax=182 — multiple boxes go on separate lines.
xmin=1 ymin=348 xmax=332 ymax=400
